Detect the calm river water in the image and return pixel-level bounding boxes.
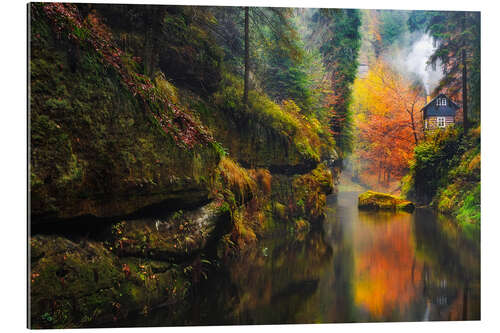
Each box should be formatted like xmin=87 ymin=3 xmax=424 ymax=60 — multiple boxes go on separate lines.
xmin=125 ymin=190 xmax=480 ymax=326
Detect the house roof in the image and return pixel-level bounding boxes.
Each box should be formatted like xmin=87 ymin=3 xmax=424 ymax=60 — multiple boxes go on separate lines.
xmin=421 ymin=93 xmax=460 ymax=117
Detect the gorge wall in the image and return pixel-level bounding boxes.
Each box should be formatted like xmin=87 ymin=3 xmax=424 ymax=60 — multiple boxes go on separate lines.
xmin=29 ymin=3 xmax=339 ymax=328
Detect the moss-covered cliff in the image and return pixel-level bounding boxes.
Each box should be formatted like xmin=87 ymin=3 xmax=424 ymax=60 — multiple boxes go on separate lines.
xmin=29 ymin=3 xmax=338 ymax=328
xmin=402 ymin=126 xmax=480 ymax=237
xmin=30 ymin=4 xmax=221 ymax=222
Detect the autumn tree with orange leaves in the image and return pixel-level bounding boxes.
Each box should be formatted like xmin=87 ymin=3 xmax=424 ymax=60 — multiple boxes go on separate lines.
xmin=352 ymin=61 xmax=425 ymax=189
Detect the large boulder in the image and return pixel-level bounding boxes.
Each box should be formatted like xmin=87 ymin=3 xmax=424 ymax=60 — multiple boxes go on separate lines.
xmin=358 ymin=191 xmax=415 ymax=212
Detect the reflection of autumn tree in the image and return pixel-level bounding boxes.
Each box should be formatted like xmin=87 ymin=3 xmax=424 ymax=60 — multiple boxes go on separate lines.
xmin=352 ymin=61 xmax=424 ymax=188
xmin=353 ymin=212 xmax=422 ymax=318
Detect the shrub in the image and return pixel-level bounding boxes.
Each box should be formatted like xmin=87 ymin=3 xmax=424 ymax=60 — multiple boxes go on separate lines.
xmin=402 ymin=125 xmax=480 ymax=235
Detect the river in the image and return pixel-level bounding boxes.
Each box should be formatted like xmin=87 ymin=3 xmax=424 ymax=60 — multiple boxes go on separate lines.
xmin=123 ymin=190 xmax=480 ymax=326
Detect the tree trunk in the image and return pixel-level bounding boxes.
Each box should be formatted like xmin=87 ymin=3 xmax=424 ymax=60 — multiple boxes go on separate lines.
xmin=378 ymin=162 xmax=382 ymax=184
xmin=462 ymin=48 xmax=469 ymax=132
xmin=144 ymin=9 xmax=154 ymax=76
xmin=410 ymin=111 xmax=419 ymax=145
xmin=462 ymin=12 xmax=469 ymax=132
xmin=422 ymin=100 xmax=427 ymax=140
xmin=243 ymin=7 xmax=250 ymax=107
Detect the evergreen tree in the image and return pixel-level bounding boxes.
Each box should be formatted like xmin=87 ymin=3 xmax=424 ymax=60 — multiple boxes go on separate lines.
xmin=210 ymin=7 xmax=305 ymax=108
xmin=312 ymin=9 xmax=362 ymax=154
xmin=408 ymin=10 xmax=481 ymax=130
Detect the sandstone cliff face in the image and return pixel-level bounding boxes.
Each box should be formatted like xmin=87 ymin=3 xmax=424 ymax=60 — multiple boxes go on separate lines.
xmin=29 ymin=3 xmax=338 ymax=328
xmin=30 ymin=14 xmax=220 ymax=221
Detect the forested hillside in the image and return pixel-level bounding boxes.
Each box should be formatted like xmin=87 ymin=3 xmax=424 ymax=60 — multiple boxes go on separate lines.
xmin=29 ymin=3 xmax=361 ymax=328
xmin=403 ymin=10 xmax=480 ymax=236
xmin=348 ymin=9 xmax=480 ymax=236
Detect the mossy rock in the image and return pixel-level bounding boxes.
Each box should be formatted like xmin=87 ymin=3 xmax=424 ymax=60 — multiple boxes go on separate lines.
xmin=358 ymin=191 xmax=415 ymax=212
xmin=30 ymin=235 xmax=190 ymax=328
xmin=30 ymin=235 xmax=123 ymax=328
xmin=109 ymin=200 xmax=228 ymax=259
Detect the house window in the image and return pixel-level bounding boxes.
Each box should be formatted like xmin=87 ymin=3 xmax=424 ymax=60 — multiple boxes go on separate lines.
xmin=437 ymin=117 xmax=446 ymax=128
xmin=437 ymin=98 xmax=447 ymax=106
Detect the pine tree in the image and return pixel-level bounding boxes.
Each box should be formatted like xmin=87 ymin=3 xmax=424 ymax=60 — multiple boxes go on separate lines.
xmin=409 ymin=10 xmax=481 ymax=131
xmin=312 ymin=9 xmax=361 ymax=154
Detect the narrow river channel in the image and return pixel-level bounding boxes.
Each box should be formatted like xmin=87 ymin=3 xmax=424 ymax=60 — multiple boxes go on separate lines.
xmin=123 ymin=189 xmax=480 ymax=326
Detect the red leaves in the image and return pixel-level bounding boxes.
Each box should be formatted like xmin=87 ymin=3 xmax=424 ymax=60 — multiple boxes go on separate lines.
xmin=43 ymin=3 xmax=82 ymax=30
xmin=122 ymin=263 xmax=131 ymax=278
xmin=31 ymin=272 xmax=40 ymax=284
xmin=353 ymin=61 xmax=424 ymax=188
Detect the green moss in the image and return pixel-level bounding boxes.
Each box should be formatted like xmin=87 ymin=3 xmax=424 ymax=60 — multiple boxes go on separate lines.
xmin=291 ymin=163 xmax=333 ymax=219
xmin=44 ymin=97 xmax=72 ymax=111
xmin=29 ymin=5 xmax=343 ymax=327
xmin=30 ymin=234 xmax=193 ymax=328
xmin=200 ymin=72 xmax=332 ymax=169
xmin=30 ymin=11 xmax=220 ymax=220
xmin=268 ymin=163 xmax=333 ymax=225
xmin=358 ymin=190 xmax=415 ymax=212
xmin=439 ymin=182 xmax=480 ymax=239
xmin=456 ymin=183 xmax=481 ymax=224
xmin=30 ymin=236 xmax=122 ymax=328
xmin=403 ymin=125 xmax=480 ymax=233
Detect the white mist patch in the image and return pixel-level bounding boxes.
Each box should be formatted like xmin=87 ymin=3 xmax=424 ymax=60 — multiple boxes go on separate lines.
xmin=405 ymin=34 xmax=443 ymax=94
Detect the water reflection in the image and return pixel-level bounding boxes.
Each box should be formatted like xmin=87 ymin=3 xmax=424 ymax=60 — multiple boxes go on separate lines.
xmin=124 ymin=191 xmax=480 ymax=326
xmin=412 ymin=209 xmax=480 ymax=321
xmin=196 ymin=229 xmax=335 ymax=325
xmin=332 ymin=192 xmax=480 ymax=322
xmin=353 ymin=211 xmax=422 ymax=319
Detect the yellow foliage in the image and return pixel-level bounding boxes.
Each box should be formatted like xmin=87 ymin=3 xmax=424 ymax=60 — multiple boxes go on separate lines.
xmin=220 ymin=159 xmax=248 ymax=188
xmin=295 ymin=219 xmax=309 ymax=232
xmin=249 ymin=168 xmax=272 ymax=195
xmin=470 ymin=125 xmax=481 ymax=139
xmin=468 ymin=154 xmax=480 ymax=172
xmin=218 ymin=156 xmax=256 ymax=199
xmin=154 ymin=72 xmax=179 ymax=104
xmin=351 ymin=59 xmax=425 ymax=188
xmin=217 ymin=157 xmax=274 ymax=250
xmin=281 ymin=99 xmax=301 ymax=115
xmin=232 ymin=209 xmax=257 ymax=248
